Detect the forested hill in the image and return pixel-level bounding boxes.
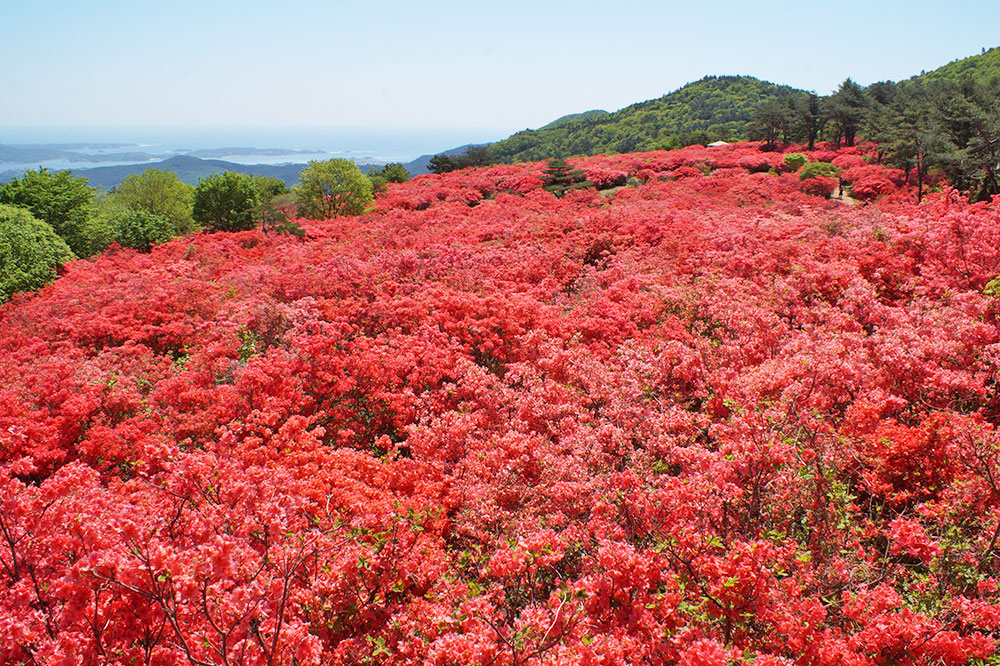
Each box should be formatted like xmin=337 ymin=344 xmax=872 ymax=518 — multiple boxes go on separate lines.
xmin=915 ymin=46 xmax=1000 ymax=85
xmin=538 ymin=109 xmax=610 ymax=130
xmin=489 ymin=76 xmax=805 ymax=162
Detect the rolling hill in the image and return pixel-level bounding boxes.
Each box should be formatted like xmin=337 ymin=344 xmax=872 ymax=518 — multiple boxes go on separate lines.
xmin=488 ymin=75 xmax=806 ymax=162
xmin=915 ymin=45 xmax=1000 ymax=85
xmin=538 ymin=109 xmax=610 ymax=130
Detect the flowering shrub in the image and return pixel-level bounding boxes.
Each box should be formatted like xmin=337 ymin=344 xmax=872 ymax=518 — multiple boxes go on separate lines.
xmin=584 ymin=167 xmax=627 ymax=189
xmin=2 ymin=142 xmax=999 ymax=664
xmin=844 ymin=164 xmax=899 ymax=200
xmin=798 ymin=174 xmax=837 ymax=197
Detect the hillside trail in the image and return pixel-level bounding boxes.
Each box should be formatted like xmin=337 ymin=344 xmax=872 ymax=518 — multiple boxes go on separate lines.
xmin=834 ymin=183 xmax=858 ymax=206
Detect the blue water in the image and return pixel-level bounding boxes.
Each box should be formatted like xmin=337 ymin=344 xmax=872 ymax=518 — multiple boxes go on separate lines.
xmin=0 ymin=125 xmax=507 ymax=172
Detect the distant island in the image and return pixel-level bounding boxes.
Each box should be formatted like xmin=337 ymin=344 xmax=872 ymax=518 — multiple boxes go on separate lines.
xmin=0 ymin=143 xmax=161 ymax=164
xmin=179 ymin=147 xmax=325 ymax=158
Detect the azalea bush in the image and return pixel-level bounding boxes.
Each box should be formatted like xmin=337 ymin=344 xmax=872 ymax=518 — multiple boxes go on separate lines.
xmin=782 ymin=152 xmax=808 ymax=171
xmin=2 ymin=142 xmax=1000 ymax=664
xmin=798 ymin=174 xmax=838 ymax=197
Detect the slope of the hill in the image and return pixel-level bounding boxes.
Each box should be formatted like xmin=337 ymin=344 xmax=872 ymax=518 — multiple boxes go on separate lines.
xmin=489 ymin=76 xmax=805 ymax=162
xmin=916 ymin=45 xmax=1000 ymax=86
xmin=3 ymin=144 xmax=1000 ymax=664
xmin=539 ymin=109 xmax=610 ymax=130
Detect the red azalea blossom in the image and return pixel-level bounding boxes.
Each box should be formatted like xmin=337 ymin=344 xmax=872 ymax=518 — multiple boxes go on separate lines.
xmin=2 ymin=142 xmax=999 ymax=664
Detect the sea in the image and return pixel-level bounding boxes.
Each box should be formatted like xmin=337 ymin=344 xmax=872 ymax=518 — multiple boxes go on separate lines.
xmin=0 ymin=126 xmax=507 ymax=174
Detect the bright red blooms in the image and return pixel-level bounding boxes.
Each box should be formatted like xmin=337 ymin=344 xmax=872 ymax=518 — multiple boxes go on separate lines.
xmin=2 ymin=142 xmax=1000 ymax=665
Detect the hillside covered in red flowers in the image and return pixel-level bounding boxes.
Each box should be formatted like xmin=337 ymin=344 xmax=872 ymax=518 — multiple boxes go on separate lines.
xmin=4 ymin=143 xmax=1000 ymax=665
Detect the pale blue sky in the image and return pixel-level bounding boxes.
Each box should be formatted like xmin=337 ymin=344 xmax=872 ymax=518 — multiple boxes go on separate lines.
xmin=2 ymin=0 xmax=998 ymax=135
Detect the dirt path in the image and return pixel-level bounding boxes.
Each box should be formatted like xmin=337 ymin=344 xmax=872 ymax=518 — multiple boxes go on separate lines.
xmin=833 ymin=188 xmax=858 ymax=206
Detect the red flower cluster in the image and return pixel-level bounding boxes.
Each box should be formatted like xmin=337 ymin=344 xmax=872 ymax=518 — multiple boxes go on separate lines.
xmin=2 ymin=143 xmax=1000 ymax=665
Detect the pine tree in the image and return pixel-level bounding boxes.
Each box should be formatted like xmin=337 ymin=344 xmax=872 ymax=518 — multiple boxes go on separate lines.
xmin=540 ymin=158 xmax=589 ymax=197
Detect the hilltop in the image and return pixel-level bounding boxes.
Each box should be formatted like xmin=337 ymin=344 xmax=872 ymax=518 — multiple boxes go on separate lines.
xmin=489 ymin=76 xmax=804 ymax=162
xmin=915 ymin=45 xmax=1000 ymax=85
xmin=447 ymin=46 xmax=998 ymax=167
xmin=538 ymin=109 xmax=611 ymax=130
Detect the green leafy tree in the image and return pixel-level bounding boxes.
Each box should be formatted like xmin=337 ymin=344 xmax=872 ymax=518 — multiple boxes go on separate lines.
xmin=884 ymin=85 xmax=957 ymax=202
xmin=427 ymin=154 xmax=458 ymax=174
xmin=0 ymin=204 xmax=74 ymax=302
xmin=260 ymin=203 xmax=305 ymax=237
xmin=293 ymin=159 xmax=373 ymax=219
xmin=798 ymin=162 xmax=842 ymax=181
xmin=192 ymin=172 xmax=262 ymax=232
xmin=252 ymin=175 xmax=290 ymax=202
xmin=936 ymin=79 xmax=1000 ymax=200
xmin=427 ymin=146 xmax=494 ymax=174
xmin=747 ymin=99 xmax=791 ymax=148
xmin=379 ymin=163 xmax=410 ymax=184
xmin=826 ymin=78 xmax=868 ymax=147
xmin=791 ymin=93 xmax=825 ymax=150
xmin=107 ymin=168 xmax=196 ymax=234
xmin=862 ymin=81 xmax=901 ymax=163
xmin=0 ymin=168 xmax=96 ymax=256
xmin=367 ymin=163 xmax=411 ymax=196
xmin=108 ymin=207 xmax=174 ymax=252
xmin=782 ymin=153 xmax=809 ymax=172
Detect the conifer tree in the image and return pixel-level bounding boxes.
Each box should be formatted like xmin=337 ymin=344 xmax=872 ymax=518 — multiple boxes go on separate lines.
xmin=540 ymin=158 xmax=589 ymax=197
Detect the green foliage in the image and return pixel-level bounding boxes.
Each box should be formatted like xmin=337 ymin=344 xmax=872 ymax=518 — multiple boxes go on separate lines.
xmin=539 ymin=109 xmax=611 ymax=130
xmin=377 ymin=163 xmax=410 ymax=184
xmin=798 ymin=162 xmax=842 ymax=181
xmin=879 ymin=81 xmax=958 ymax=201
xmin=490 ymin=76 xmax=805 ymax=162
xmin=236 ymin=326 xmax=259 ymax=363
xmin=747 ymin=99 xmax=792 ymax=147
xmin=193 ymin=172 xmax=262 ymax=232
xmin=540 ymin=158 xmax=590 ymax=198
xmin=427 ymin=146 xmax=493 ymax=174
xmin=367 ymin=163 xmax=411 ymax=196
xmin=793 ymin=93 xmax=825 ymax=150
xmin=864 ymin=77 xmax=994 ymax=201
xmin=782 ymin=153 xmax=809 ymax=171
xmin=76 ymin=214 xmax=116 ymax=257
xmin=108 ymin=207 xmax=174 ymax=252
xmin=916 ymin=46 xmax=1000 ymax=88
xmin=0 ymin=204 xmax=74 ymax=302
xmin=293 ymin=159 xmax=373 ymax=219
xmin=260 ymin=204 xmax=305 ymax=237
xmin=107 ymin=168 xmax=195 ymax=234
xmin=252 ymin=175 xmax=290 ymax=202
xmin=0 ymin=167 xmax=97 ymax=256
xmin=826 ymin=78 xmax=868 ymax=147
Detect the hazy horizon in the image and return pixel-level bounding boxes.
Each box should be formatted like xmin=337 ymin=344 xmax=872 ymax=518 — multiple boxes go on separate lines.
xmin=0 ymin=125 xmax=511 ymax=172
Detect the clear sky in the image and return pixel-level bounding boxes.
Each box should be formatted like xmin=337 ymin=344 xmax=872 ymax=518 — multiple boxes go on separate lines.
xmin=2 ymin=0 xmax=998 ymax=136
